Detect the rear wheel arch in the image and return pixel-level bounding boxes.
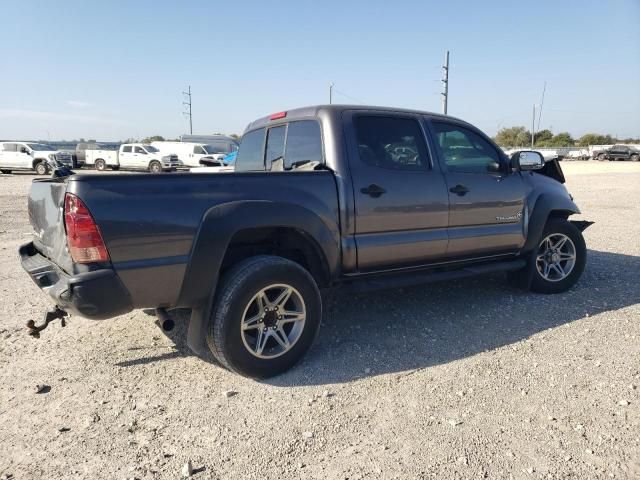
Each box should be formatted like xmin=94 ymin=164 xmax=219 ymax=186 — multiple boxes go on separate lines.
xmin=220 ymin=226 xmax=331 ymax=288
xmin=177 ymin=200 xmax=340 ymax=310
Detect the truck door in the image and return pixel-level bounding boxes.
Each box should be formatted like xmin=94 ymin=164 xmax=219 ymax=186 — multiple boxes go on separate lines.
xmin=134 ymin=146 xmax=149 ymax=168
xmin=1 ymin=143 xmax=19 ymax=168
xmin=17 ymin=144 xmax=33 ymax=168
xmin=119 ymin=145 xmax=134 ymax=167
xmin=428 ymin=120 xmax=527 ymax=258
xmin=346 ymin=112 xmax=450 ymax=271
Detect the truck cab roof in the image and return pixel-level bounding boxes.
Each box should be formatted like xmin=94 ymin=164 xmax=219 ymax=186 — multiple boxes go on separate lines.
xmin=244 ymin=104 xmax=470 ymax=133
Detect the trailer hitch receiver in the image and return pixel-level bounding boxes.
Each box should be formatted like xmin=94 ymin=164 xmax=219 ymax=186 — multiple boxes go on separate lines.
xmin=27 ymin=306 xmax=69 ymax=338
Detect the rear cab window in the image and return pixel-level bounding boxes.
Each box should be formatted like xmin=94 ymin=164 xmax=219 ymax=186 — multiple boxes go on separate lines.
xmin=235 ymin=119 xmax=323 ymax=172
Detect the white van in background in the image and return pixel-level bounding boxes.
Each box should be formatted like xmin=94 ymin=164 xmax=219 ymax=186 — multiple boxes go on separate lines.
xmin=151 ymin=140 xmax=238 ymax=167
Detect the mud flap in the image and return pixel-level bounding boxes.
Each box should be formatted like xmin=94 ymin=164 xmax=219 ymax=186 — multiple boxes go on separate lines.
xmin=186 ymin=306 xmax=207 ymax=355
xmin=506 ymin=250 xmax=537 ymax=290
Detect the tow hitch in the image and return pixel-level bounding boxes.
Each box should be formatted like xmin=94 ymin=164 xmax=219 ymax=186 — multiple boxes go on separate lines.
xmin=26 ymin=306 xmax=69 ymax=338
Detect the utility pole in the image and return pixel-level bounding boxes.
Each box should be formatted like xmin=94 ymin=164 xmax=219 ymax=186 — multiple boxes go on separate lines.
xmin=329 ymin=83 xmax=334 ymax=104
xmin=183 ymin=86 xmax=193 ymax=135
xmin=441 ymin=50 xmax=449 ymax=115
xmin=531 ymin=104 xmax=536 ymax=148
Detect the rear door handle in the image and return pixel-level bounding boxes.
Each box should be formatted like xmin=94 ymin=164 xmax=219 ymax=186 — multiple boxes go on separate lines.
xmin=449 ymin=184 xmax=469 ymax=196
xmin=360 ymin=184 xmax=386 ymax=197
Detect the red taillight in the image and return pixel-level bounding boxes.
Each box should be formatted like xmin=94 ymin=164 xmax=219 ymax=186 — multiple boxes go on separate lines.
xmin=269 ymin=111 xmax=287 ymax=120
xmin=64 ymin=193 xmax=110 ymax=263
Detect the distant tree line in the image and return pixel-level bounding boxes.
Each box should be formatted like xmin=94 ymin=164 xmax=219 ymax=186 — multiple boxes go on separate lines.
xmin=493 ymin=126 xmax=640 ymax=148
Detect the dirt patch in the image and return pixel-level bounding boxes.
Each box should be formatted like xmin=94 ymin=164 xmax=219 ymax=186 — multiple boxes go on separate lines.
xmin=1 ymin=166 xmax=639 ymax=479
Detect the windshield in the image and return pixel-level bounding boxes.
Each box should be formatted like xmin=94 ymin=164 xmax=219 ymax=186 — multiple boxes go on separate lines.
xmin=27 ymin=143 xmax=55 ymax=151
xmin=143 ymin=145 xmax=159 ymax=153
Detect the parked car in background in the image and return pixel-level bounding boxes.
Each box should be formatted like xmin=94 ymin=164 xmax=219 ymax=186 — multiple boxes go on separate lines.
xmin=74 ymin=142 xmax=119 ymax=168
xmin=0 ymin=141 xmax=73 ymax=174
xmin=564 ymin=149 xmax=590 ymax=160
xmin=599 ymin=145 xmax=639 ymax=161
xmin=151 ymin=141 xmax=230 ymax=168
xmin=86 ymin=143 xmax=181 ymax=172
xmin=179 ymin=135 xmax=239 ymax=160
xmin=20 ymin=105 xmax=591 ymax=378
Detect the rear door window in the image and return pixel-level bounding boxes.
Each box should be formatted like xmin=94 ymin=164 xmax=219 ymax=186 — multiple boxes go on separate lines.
xmin=354 ymin=115 xmax=430 ymax=170
xmin=2 ymin=143 xmax=18 ymax=152
xmin=235 ymin=128 xmax=266 ymax=171
xmin=122 ymin=146 xmax=132 ymax=153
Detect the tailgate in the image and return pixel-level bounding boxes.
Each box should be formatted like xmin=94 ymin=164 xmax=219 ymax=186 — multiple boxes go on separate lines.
xmin=28 ymin=178 xmax=74 ymax=273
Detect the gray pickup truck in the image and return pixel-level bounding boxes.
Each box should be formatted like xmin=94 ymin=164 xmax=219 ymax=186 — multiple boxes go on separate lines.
xmin=20 ymin=105 xmax=591 ymax=378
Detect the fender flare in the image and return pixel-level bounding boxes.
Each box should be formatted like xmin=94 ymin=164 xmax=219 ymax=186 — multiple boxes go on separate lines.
xmin=522 ymin=193 xmax=580 ymax=253
xmin=178 ymin=200 xmax=340 ymax=308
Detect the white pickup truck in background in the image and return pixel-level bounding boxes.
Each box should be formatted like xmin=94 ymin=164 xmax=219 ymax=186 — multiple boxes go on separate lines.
xmin=0 ymin=141 xmax=73 ymax=175
xmin=151 ymin=140 xmax=238 ymax=167
xmin=87 ymin=143 xmax=181 ymax=172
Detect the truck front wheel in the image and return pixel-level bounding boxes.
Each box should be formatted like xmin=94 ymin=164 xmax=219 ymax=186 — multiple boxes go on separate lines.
xmin=34 ymin=161 xmax=48 ymax=175
xmin=206 ymin=256 xmax=322 ymax=378
xmin=530 ymin=218 xmax=586 ymax=294
xmin=149 ymin=161 xmax=162 ymax=173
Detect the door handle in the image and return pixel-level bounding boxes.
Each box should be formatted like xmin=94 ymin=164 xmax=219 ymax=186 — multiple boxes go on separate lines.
xmin=360 ymin=184 xmax=386 ymax=198
xmin=449 ymin=184 xmax=469 ymax=196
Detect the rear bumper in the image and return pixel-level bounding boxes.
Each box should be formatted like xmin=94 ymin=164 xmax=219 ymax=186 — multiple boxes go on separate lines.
xmin=19 ymin=242 xmax=133 ymax=320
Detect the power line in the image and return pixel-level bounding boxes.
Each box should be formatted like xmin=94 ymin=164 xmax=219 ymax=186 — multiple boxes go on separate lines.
xmin=332 ymin=87 xmax=366 ymax=104
xmin=182 ymin=86 xmax=192 ymax=135
xmin=536 ymin=81 xmax=546 ymax=132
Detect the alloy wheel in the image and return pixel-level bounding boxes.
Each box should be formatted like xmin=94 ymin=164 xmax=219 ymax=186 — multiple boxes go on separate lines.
xmin=240 ymin=284 xmax=306 ymax=359
xmin=536 ymin=233 xmax=576 ymax=282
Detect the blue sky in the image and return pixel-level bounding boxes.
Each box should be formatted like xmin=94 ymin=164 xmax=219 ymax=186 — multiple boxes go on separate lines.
xmin=0 ymin=0 xmax=638 ymax=141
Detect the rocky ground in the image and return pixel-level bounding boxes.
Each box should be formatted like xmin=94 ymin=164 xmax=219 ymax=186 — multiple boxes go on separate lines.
xmin=1 ymin=161 xmax=639 ymax=479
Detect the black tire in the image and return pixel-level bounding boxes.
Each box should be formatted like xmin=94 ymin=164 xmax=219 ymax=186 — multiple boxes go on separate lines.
xmin=0 ymin=169 xmax=10 ymax=174
xmin=631 ymin=154 xmax=639 ymax=162
xmin=597 ymin=153 xmax=606 ymax=161
xmin=95 ymin=159 xmax=106 ymax=171
xmin=530 ymin=218 xmax=586 ymax=294
xmin=149 ymin=160 xmax=162 ymax=173
xmin=34 ymin=161 xmax=48 ymax=175
xmin=206 ymin=255 xmax=322 ymax=378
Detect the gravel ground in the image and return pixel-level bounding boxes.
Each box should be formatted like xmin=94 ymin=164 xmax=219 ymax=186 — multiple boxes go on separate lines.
xmin=1 ymin=162 xmax=639 ymax=479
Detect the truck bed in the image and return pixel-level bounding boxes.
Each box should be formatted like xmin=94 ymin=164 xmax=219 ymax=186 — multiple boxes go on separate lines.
xmin=27 ymin=171 xmax=340 ymax=312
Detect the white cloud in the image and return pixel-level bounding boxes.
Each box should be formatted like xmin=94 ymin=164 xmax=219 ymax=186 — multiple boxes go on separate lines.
xmin=67 ymin=100 xmax=93 ymax=108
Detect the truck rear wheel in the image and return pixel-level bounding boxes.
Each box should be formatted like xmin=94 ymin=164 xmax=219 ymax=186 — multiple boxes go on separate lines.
xmin=530 ymin=218 xmax=586 ymax=294
xmin=206 ymin=256 xmax=322 ymax=378
xmin=95 ymin=159 xmax=106 ymax=171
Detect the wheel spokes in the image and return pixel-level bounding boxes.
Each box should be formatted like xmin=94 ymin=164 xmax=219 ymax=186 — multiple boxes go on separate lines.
xmin=272 ymin=287 xmax=293 ymax=310
xmin=272 ymin=326 xmax=291 ymax=349
xmin=254 ymin=328 xmax=270 ymax=355
xmin=280 ymin=310 xmax=305 ymax=323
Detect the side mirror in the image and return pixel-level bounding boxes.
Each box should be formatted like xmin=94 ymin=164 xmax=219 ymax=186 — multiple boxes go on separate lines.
xmin=512 ymin=151 xmax=544 ymax=170
xmin=20 ymin=148 xmax=30 ymax=155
